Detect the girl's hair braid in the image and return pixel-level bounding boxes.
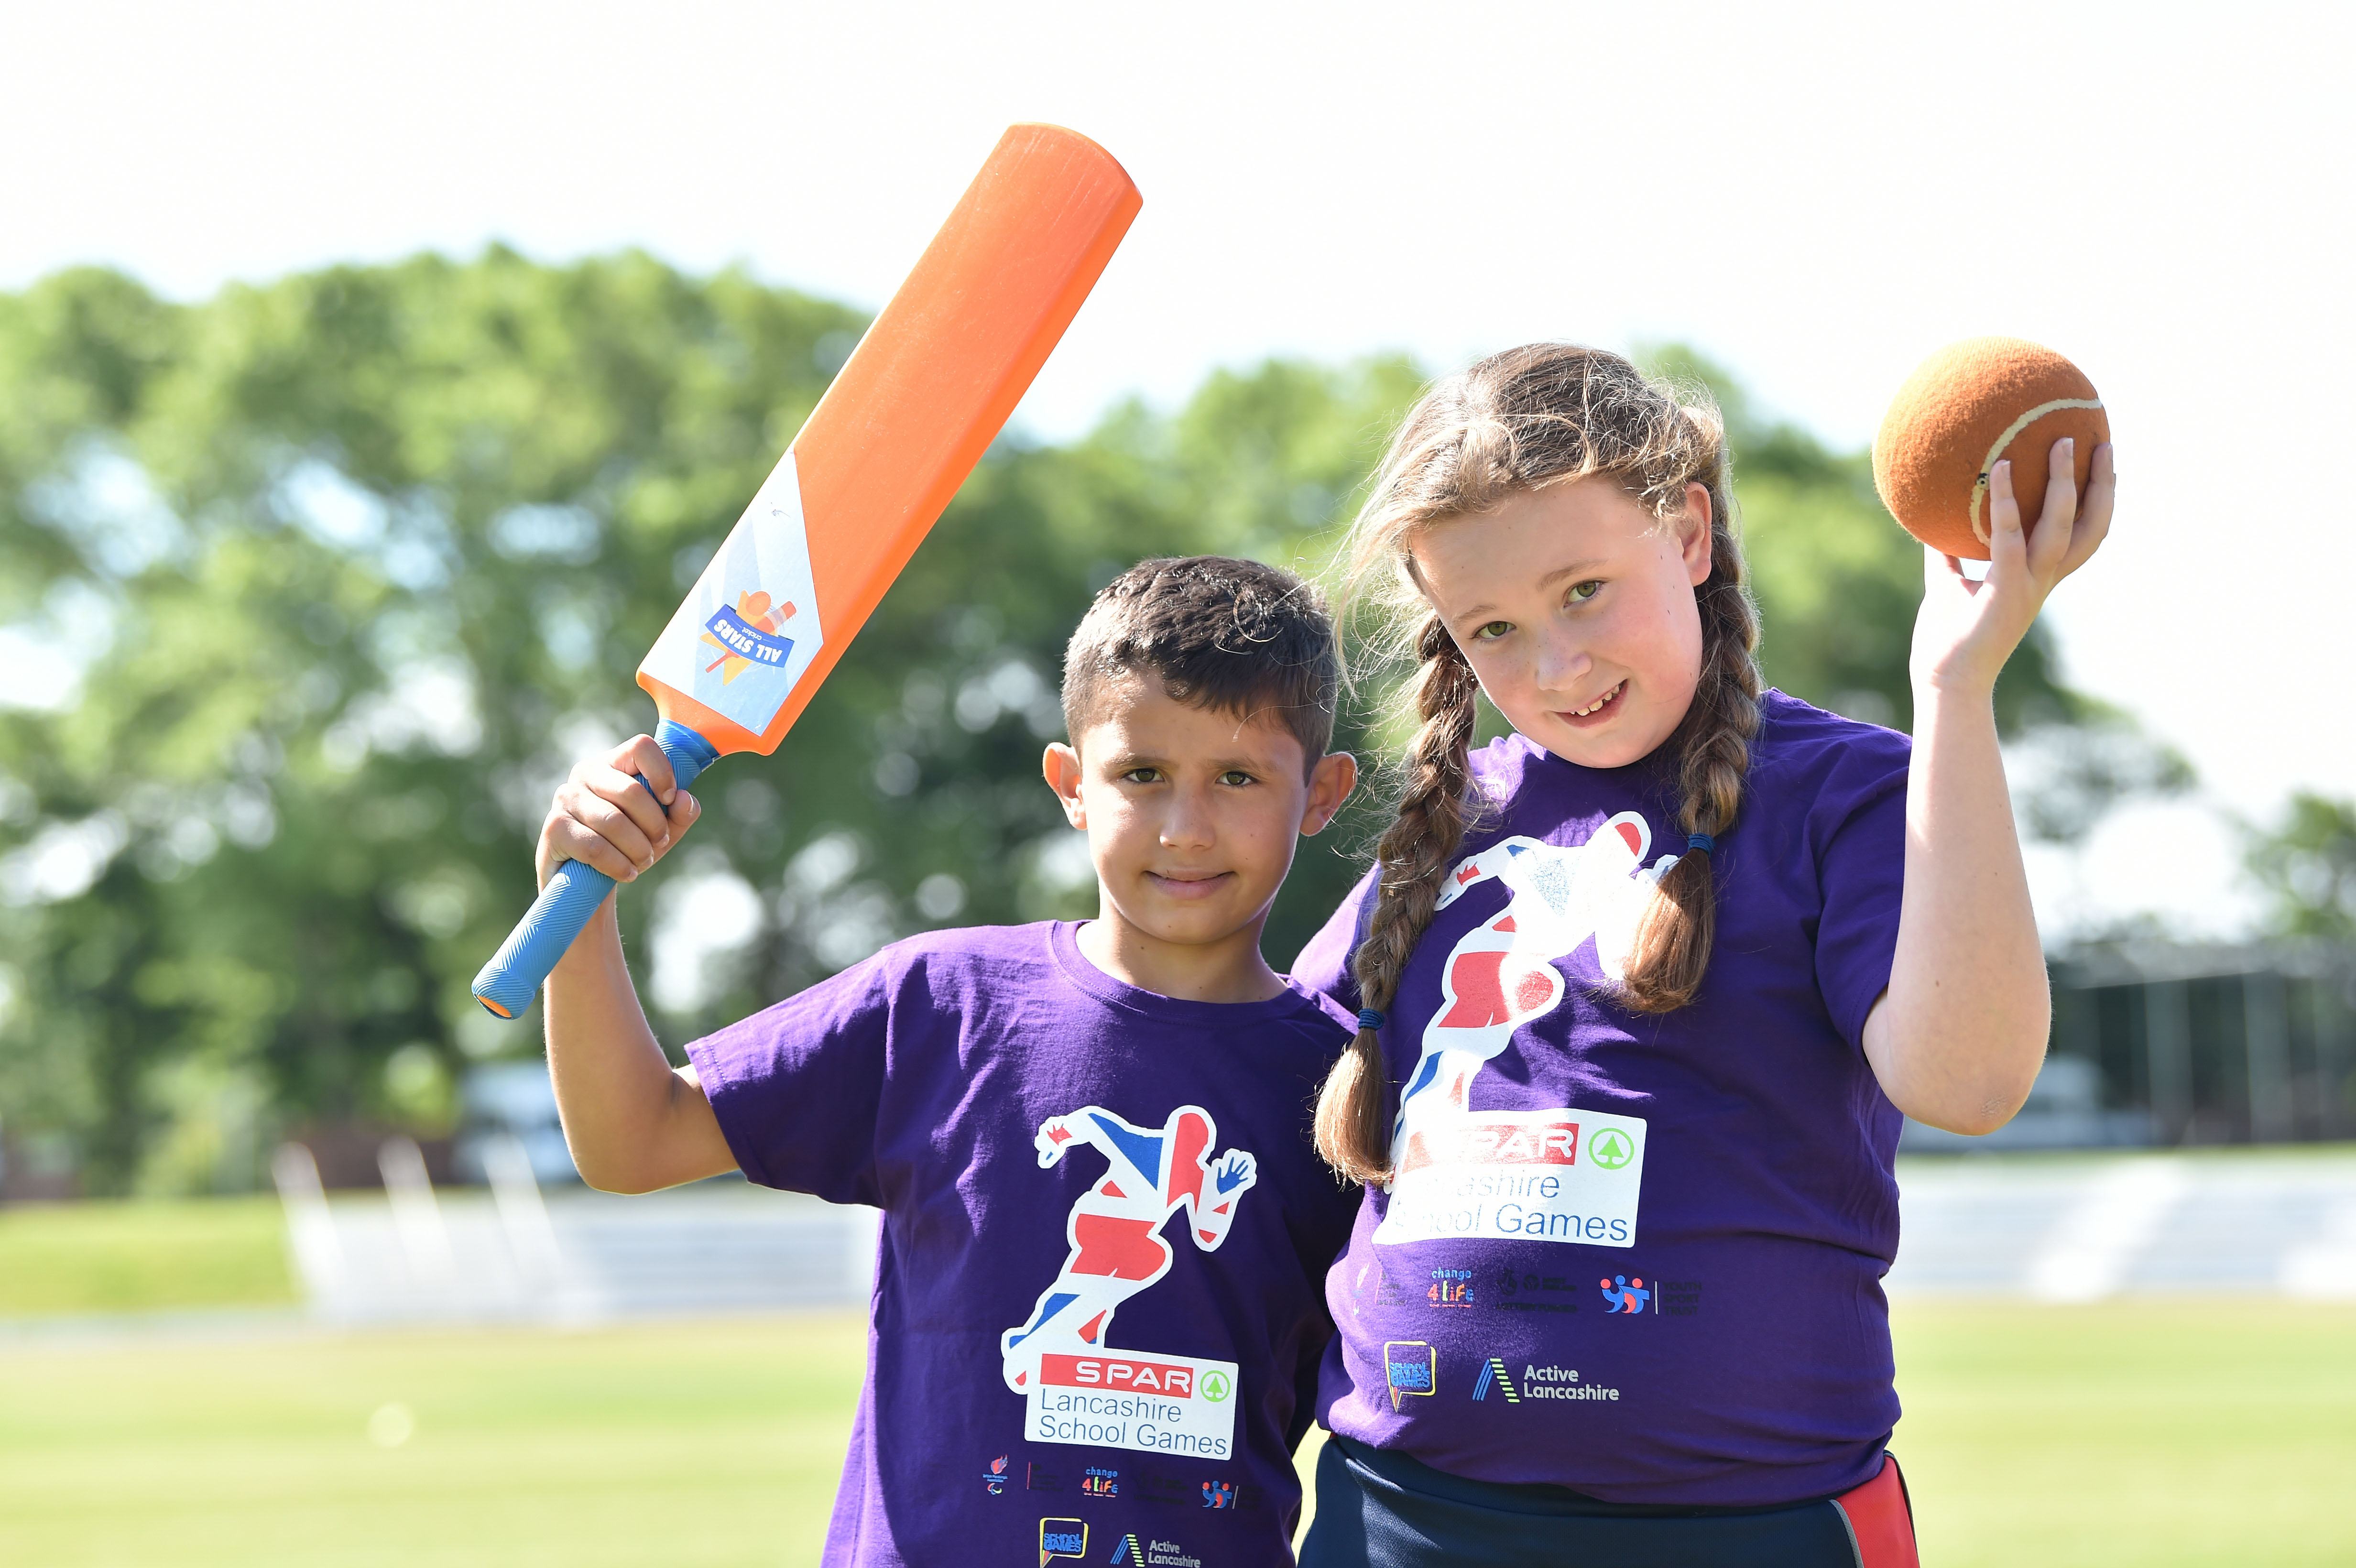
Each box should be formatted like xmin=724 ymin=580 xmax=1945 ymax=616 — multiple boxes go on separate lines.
xmin=1313 ymin=345 xmax=1758 ymax=1185
xmin=1312 ymin=615 xmax=1479 ymax=1184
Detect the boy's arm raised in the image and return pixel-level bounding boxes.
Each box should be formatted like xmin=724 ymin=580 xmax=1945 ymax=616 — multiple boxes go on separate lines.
xmin=539 ymin=735 xmax=740 ymax=1193
xmin=1863 ymin=441 xmax=2115 ymax=1134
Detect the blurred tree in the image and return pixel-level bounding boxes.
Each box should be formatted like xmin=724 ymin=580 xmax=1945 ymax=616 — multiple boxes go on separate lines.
xmin=2246 ymin=793 xmax=2356 ymax=940
xmin=0 ymin=263 xmax=2156 ymax=1196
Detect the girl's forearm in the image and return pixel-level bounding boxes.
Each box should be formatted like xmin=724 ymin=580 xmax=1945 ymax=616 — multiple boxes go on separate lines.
xmin=1863 ymin=680 xmax=2051 ymax=1133
xmin=543 ymin=896 xmax=734 ymax=1192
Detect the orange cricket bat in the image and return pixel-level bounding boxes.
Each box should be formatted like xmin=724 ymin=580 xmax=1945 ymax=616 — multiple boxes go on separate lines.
xmin=473 ymin=124 xmax=1140 ymax=1017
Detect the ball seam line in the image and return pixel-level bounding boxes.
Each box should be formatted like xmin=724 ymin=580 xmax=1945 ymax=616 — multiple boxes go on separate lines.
xmin=1969 ymin=397 xmax=2104 ymax=544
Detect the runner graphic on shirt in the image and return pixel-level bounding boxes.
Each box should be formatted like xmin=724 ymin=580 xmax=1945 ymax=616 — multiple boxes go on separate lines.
xmin=1000 ymin=1105 xmax=1258 ymax=1392
xmin=1393 ymin=811 xmax=1671 ymax=1154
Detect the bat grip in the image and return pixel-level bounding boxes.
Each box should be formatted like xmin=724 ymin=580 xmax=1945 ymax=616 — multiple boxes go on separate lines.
xmin=470 ymin=719 xmax=721 ymax=1019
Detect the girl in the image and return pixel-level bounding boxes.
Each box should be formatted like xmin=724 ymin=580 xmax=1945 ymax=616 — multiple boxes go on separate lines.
xmin=1292 ymin=344 xmax=2111 ymax=1564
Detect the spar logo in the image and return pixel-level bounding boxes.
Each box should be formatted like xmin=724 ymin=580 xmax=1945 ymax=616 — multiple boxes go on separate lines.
xmin=1041 ymin=1354 xmax=1199 ymax=1398
xmin=1039 ymin=1517 xmax=1089 ymax=1564
xmin=1383 ymin=1340 xmax=1435 ymax=1411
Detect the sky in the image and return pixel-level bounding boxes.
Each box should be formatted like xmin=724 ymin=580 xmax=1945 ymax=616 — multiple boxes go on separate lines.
xmin=5 ymin=0 xmax=2351 ymax=938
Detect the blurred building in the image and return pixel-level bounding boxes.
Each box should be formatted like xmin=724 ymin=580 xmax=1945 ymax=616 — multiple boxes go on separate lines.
xmin=1905 ymin=941 xmax=2356 ymax=1151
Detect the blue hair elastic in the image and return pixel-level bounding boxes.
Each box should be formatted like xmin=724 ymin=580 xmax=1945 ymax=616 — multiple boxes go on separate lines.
xmin=1687 ymin=833 xmax=1716 ymax=855
xmin=1356 ymin=1009 xmax=1386 ymax=1031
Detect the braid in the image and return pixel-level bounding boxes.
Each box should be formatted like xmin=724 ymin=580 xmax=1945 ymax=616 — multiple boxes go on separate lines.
xmin=1313 ymin=616 xmax=1478 ymax=1185
xmin=1616 ymin=501 xmax=1762 ymax=1013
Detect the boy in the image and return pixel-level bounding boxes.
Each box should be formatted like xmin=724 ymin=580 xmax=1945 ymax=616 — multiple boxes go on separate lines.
xmin=537 ymin=556 xmax=1361 ymax=1566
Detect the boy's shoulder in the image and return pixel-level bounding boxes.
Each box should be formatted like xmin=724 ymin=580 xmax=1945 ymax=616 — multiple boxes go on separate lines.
xmin=862 ymin=920 xmax=1353 ymax=1041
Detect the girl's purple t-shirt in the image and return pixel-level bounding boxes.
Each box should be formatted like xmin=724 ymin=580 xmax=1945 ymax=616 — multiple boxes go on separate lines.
xmin=687 ymin=919 xmax=1361 ymax=1567
xmin=1292 ymin=691 xmax=1911 ymax=1508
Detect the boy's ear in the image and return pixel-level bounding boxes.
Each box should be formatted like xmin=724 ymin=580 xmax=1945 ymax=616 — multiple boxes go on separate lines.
xmin=1042 ymin=742 xmax=1088 ymax=828
xmin=1299 ymin=751 xmax=1358 ymax=837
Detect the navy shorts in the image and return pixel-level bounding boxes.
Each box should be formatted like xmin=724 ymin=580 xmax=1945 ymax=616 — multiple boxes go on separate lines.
xmin=1299 ymin=1434 xmax=1913 ymax=1568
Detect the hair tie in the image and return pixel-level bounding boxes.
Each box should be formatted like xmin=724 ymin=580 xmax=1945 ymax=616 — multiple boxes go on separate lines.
xmin=1686 ymin=833 xmax=1715 ymax=855
xmin=1356 ymin=1008 xmax=1386 ymax=1031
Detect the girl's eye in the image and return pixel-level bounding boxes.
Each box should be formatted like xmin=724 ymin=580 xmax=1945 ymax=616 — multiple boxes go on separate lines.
xmin=1566 ymin=579 xmax=1603 ymax=605
xmin=1472 ymin=620 xmax=1513 ymax=642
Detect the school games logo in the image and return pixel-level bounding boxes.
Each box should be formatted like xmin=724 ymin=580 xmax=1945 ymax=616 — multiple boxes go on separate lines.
xmin=1003 ymin=1105 xmax=1254 ymax=1459
xmin=1040 ymin=1517 xmax=1089 ymax=1565
xmin=1374 ymin=817 xmax=1662 ymax=1250
xmin=1383 ymin=1340 xmax=1436 ymax=1411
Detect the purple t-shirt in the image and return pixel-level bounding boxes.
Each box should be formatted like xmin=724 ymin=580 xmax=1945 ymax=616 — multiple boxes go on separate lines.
xmin=687 ymin=920 xmax=1361 ymax=1567
xmin=1291 ymin=692 xmax=1911 ymax=1508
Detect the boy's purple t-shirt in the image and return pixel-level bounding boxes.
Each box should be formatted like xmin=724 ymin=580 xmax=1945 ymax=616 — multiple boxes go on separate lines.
xmin=1291 ymin=692 xmax=1911 ymax=1508
xmin=687 ymin=920 xmax=1360 ymax=1567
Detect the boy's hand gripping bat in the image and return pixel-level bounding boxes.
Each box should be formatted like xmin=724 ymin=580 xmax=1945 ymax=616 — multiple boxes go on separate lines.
xmin=471 ymin=125 xmax=1140 ymax=1018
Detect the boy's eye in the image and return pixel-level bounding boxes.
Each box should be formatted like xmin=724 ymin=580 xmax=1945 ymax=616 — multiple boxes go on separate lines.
xmin=1120 ymin=767 xmax=1163 ymax=784
xmin=1566 ymin=579 xmax=1603 ymax=604
xmin=1471 ymin=620 xmax=1514 ymax=642
xmin=1218 ymin=770 xmax=1257 ymax=787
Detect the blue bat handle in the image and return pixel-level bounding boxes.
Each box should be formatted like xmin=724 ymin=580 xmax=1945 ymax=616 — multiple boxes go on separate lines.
xmin=471 ymin=719 xmax=721 ymax=1018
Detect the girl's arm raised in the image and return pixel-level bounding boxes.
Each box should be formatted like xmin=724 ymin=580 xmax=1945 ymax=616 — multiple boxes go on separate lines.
xmin=1862 ymin=441 xmax=2115 ymax=1133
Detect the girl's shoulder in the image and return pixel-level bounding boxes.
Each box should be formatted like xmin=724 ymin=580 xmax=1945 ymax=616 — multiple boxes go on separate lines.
xmin=1464 ymin=690 xmax=1909 ymax=839
xmin=1746 ymin=688 xmax=1911 ymax=803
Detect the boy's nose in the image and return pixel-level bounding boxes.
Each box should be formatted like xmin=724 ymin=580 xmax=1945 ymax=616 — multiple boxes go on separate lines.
xmin=1157 ymin=787 xmax=1217 ymax=849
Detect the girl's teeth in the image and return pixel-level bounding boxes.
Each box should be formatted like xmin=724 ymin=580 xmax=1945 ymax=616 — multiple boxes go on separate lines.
xmin=1574 ymin=683 xmax=1621 ymax=717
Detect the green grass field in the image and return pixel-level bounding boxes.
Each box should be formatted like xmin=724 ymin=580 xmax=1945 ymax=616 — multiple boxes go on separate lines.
xmin=0 ymin=1197 xmax=294 ymax=1317
xmin=2 ymin=1300 xmax=2350 ymax=1566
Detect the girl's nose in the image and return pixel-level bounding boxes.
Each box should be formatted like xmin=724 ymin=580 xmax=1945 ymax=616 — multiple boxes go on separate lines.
xmin=1533 ymin=626 xmax=1592 ymax=690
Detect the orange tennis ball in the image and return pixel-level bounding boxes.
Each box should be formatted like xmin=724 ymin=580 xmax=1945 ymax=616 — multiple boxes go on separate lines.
xmin=1872 ymin=337 xmax=2108 ymax=561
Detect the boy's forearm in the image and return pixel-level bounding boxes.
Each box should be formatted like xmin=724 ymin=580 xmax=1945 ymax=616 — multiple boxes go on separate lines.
xmin=543 ymin=895 xmax=736 ymax=1192
xmin=1864 ymin=680 xmax=2051 ymax=1134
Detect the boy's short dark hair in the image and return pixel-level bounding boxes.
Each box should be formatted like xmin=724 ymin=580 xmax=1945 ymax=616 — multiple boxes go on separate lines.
xmin=1061 ymin=556 xmax=1340 ymax=772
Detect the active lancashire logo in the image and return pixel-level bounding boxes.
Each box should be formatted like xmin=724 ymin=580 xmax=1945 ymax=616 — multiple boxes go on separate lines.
xmin=1110 ymin=1534 xmax=1146 ymax=1567
xmin=984 ymin=1454 xmax=1010 ymax=1494
xmin=1521 ymin=1363 xmax=1622 ymax=1401
xmin=1471 ymin=1357 xmax=1520 ymax=1402
xmin=1040 ymin=1517 xmax=1089 ymax=1565
xmin=1599 ymin=1274 xmax=1652 ymax=1314
xmin=1383 ymin=1340 xmax=1436 ymax=1411
xmin=1111 ymin=1536 xmax=1204 ymax=1568
xmin=1082 ymin=1466 xmax=1119 ymax=1499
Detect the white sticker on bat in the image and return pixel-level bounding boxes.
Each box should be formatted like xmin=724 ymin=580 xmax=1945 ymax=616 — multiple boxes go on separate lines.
xmin=638 ymin=450 xmax=826 ymax=737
